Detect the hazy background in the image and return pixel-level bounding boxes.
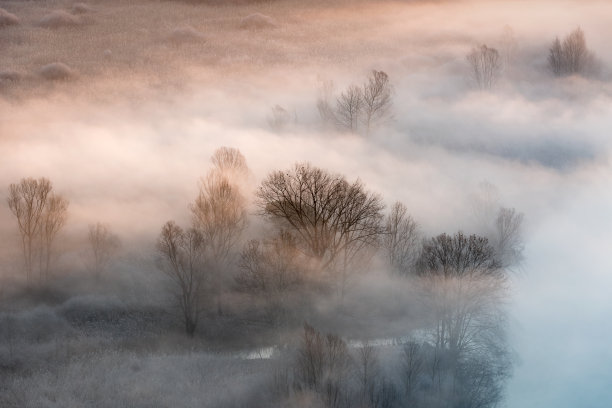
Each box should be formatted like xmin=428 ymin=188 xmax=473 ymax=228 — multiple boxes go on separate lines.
xmin=1 ymin=0 xmax=612 ymax=406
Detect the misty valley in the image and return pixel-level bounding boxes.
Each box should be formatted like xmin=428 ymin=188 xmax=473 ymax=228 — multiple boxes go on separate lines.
xmin=1 ymin=1 xmax=611 ymax=407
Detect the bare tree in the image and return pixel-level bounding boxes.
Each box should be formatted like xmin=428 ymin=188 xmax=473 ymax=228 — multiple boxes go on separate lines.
xmin=40 ymin=193 xmax=68 ymax=279
xmin=361 ymin=70 xmax=392 ymax=135
xmin=413 ymin=232 xmax=510 ymax=408
xmin=318 ymin=72 xmax=393 ymax=135
xmin=317 ymin=79 xmax=338 ymax=128
xmin=235 ymin=230 xmax=305 ymax=326
xmin=402 ymin=342 xmax=423 ymax=400
xmin=499 ymin=25 xmax=518 ymax=70
xmin=417 ymin=232 xmax=504 ymax=357
xmin=335 ymin=85 xmax=363 ymax=132
xmin=236 ymin=230 xmax=302 ymax=293
xmin=210 ymin=146 xmax=249 ymax=180
xmin=191 ymin=147 xmax=249 ymax=316
xmin=87 ymin=222 xmax=120 ymax=279
xmin=7 ymin=178 xmax=69 ymax=282
xmin=562 ymin=27 xmax=589 ymax=74
xmin=256 ymin=163 xmax=384 ymax=273
xmin=296 ymin=323 xmax=326 ymax=391
xmin=548 ymin=37 xmax=564 ymax=76
xmin=191 ymin=172 xmax=247 ymax=264
xmin=494 ymin=207 xmax=524 ymax=268
xmin=467 ymin=45 xmax=501 ymax=89
xmin=295 ymin=324 xmax=352 ymax=407
xmin=382 ymin=202 xmax=420 ymax=275
xmin=549 ymin=27 xmax=595 ymax=76
xmin=156 ymin=221 xmax=207 ymax=336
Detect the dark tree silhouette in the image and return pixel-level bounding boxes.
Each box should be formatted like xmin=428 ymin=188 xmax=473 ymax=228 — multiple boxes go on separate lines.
xmin=256 ymin=163 xmax=384 ymax=273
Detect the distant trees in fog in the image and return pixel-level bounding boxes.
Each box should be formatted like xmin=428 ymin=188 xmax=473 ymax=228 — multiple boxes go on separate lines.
xmin=156 ymin=221 xmax=207 ymax=336
xmin=467 ymin=45 xmax=501 ymax=90
xmin=383 ymin=202 xmax=420 ymax=275
xmin=318 ymin=70 xmax=393 ymax=135
xmin=494 ymin=207 xmax=524 ymax=268
xmin=548 ymin=27 xmax=595 ymax=76
xmin=7 ymin=177 xmax=68 ymax=282
xmin=87 ymin=222 xmax=120 ymax=279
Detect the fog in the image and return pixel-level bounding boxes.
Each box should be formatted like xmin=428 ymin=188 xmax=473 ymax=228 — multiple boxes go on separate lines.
xmin=1 ymin=0 xmax=612 ymax=406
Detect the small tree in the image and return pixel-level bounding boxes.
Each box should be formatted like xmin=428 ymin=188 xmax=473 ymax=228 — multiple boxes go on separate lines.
xmin=402 ymin=342 xmax=423 ymax=401
xmin=191 ymin=172 xmax=247 ymax=264
xmin=548 ymin=37 xmax=564 ymax=76
xmin=87 ymin=222 xmax=120 ymax=279
xmin=361 ymin=70 xmax=393 ymax=135
xmin=191 ymin=147 xmax=249 ymax=315
xmin=156 ymin=221 xmax=208 ymax=336
xmin=319 ymin=72 xmax=393 ymax=135
xmin=357 ymin=343 xmax=381 ymax=407
xmin=382 ymin=202 xmax=420 ymax=275
xmin=467 ymin=45 xmax=501 ymax=89
xmin=335 ymin=85 xmax=363 ymax=132
xmin=40 ymin=194 xmax=69 ymax=279
xmin=494 ymin=207 xmax=524 ymax=268
xmin=416 ymin=231 xmax=507 ymax=393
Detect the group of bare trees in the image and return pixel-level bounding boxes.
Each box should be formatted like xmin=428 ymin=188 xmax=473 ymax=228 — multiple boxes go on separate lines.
xmin=467 ymin=26 xmax=598 ymax=90
xmin=156 ymin=147 xmax=248 ymax=335
xmin=548 ymin=27 xmax=595 ymax=76
xmin=6 ymin=178 xmax=123 ymax=283
xmin=271 ymin=230 xmax=514 ymax=407
xmin=318 ymin=70 xmax=393 ymax=135
xmin=274 ymin=324 xmax=397 ymax=408
xmin=7 ymin=177 xmax=69 ymax=282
